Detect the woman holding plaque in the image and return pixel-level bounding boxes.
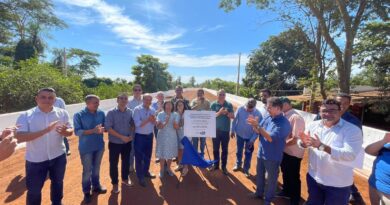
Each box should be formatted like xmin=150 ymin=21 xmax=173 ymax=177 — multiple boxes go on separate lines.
xmin=175 ymin=99 xmax=190 ymax=176
xmin=156 ymin=101 xmax=179 ymax=178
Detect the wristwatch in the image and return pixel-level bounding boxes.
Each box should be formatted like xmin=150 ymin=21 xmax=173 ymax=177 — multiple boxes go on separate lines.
xmin=318 ymin=144 xmax=325 ymax=151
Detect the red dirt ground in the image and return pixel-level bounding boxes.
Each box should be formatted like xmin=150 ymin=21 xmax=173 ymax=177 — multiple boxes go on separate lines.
xmin=0 ymin=91 xmax=371 ymax=205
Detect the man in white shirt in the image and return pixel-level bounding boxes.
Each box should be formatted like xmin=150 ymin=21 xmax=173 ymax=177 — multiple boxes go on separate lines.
xmin=299 ymin=99 xmax=363 ymax=205
xmin=15 ymin=88 xmax=73 ymax=205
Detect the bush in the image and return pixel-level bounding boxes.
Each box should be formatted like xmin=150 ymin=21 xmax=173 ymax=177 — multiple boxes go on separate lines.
xmin=0 ymin=59 xmax=84 ymax=113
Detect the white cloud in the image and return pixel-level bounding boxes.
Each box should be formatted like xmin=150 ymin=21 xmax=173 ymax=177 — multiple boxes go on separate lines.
xmin=156 ymin=53 xmax=249 ymax=68
xmin=134 ymin=0 xmax=171 ymax=18
xmin=58 ymin=0 xmax=187 ymax=54
xmin=55 ymin=9 xmax=96 ymax=25
xmin=195 ymin=25 xmax=225 ymax=33
xmin=56 ymin=0 xmax=247 ymax=68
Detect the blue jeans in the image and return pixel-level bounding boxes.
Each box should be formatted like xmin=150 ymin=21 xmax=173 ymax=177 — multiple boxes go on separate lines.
xmin=80 ymin=149 xmax=104 ymax=193
xmin=26 ymin=154 xmax=67 ymax=205
xmin=192 ymin=137 xmax=205 ymax=157
xmin=134 ymin=133 xmax=153 ymax=181
xmin=255 ymin=157 xmax=281 ymax=205
xmin=236 ymin=135 xmax=254 ymax=172
xmin=306 ymin=173 xmax=351 ymax=205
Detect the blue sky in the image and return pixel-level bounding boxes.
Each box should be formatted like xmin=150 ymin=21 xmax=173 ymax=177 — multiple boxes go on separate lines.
xmin=48 ymin=0 xmax=287 ymax=83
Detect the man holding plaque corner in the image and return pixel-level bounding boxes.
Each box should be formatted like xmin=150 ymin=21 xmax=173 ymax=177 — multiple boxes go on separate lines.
xmin=210 ymin=89 xmax=234 ymax=175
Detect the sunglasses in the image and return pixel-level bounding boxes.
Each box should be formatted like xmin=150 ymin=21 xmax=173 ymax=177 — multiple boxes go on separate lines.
xmin=133 ymin=89 xmax=142 ymax=92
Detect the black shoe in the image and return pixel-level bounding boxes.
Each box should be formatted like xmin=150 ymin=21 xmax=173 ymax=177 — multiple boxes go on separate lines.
xmin=349 ymin=193 xmax=366 ymax=205
xmin=83 ymin=193 xmax=92 ymax=204
xmin=244 ymin=170 xmax=250 ymax=178
xmin=222 ymin=168 xmax=228 ymax=175
xmin=144 ymin=172 xmax=156 ymax=179
xmin=232 ymin=165 xmax=241 ymax=172
xmin=276 ymin=190 xmax=290 ymax=199
xmin=138 ymin=179 xmax=146 ymax=187
xmin=92 ymin=186 xmax=107 ymax=194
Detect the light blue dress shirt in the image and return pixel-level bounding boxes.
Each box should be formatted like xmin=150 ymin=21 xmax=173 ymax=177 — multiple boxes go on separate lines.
xmin=133 ymin=105 xmax=156 ymax=135
xmin=16 ymin=106 xmax=72 ymax=162
xmin=231 ymin=105 xmax=263 ymax=139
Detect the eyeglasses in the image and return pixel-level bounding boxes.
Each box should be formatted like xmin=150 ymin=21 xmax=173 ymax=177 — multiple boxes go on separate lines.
xmin=133 ymin=89 xmax=142 ymax=92
xmin=218 ymin=94 xmax=226 ymax=96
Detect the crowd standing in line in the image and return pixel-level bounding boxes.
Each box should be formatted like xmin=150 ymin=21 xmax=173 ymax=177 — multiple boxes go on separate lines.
xmin=1 ymin=85 xmax=386 ymax=205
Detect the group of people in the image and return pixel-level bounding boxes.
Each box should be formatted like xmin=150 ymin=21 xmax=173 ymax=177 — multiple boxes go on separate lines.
xmin=0 ymin=85 xmax=389 ymax=205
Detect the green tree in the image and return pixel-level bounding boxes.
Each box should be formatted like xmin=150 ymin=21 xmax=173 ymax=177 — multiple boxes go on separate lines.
xmin=1 ymin=0 xmax=66 ymax=40
xmin=189 ymin=76 xmax=196 ymax=87
xmin=199 ymin=78 xmax=237 ymax=94
xmin=14 ymin=39 xmax=36 ymax=63
xmin=131 ymin=54 xmax=172 ymax=93
xmin=0 ymin=0 xmax=66 ymax=63
xmin=0 ymin=58 xmax=83 ymax=113
xmin=220 ymin=0 xmax=390 ymax=94
xmin=243 ymin=27 xmax=314 ymax=91
xmin=354 ymin=21 xmax=390 ymax=93
xmin=82 ymin=77 xmax=114 ymax=88
xmin=66 ymin=48 xmax=100 ymax=77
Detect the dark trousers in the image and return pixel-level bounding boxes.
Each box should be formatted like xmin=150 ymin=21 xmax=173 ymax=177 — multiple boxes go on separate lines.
xmin=281 ymin=152 xmax=302 ymax=205
xmin=351 ymin=183 xmax=360 ymax=194
xmin=26 ymin=154 xmax=67 ymax=205
xmin=212 ymin=130 xmax=230 ymax=169
xmin=134 ymin=133 xmax=153 ymax=181
xmin=63 ymin=138 xmax=69 ymax=153
xmin=306 ymin=173 xmax=351 ymax=205
xmin=109 ymin=141 xmax=132 ymax=185
xmin=154 ymin=126 xmax=159 ymax=139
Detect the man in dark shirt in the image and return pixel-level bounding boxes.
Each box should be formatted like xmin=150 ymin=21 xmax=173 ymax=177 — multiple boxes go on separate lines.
xmin=171 ymin=85 xmax=191 ymax=110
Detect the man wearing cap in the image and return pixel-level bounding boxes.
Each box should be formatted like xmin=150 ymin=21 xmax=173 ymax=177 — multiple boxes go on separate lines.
xmin=231 ymin=98 xmax=262 ymax=177
xmin=277 ymin=97 xmax=305 ymax=205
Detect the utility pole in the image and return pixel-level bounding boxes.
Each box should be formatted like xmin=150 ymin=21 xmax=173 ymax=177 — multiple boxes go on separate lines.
xmin=63 ymin=48 xmax=67 ymax=76
xmin=236 ymin=52 xmax=241 ymax=95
